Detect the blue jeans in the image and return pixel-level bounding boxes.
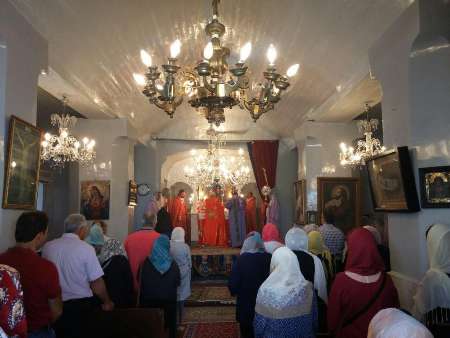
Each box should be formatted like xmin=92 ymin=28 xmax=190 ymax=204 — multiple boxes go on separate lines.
xmin=28 ymin=327 xmax=56 ymax=338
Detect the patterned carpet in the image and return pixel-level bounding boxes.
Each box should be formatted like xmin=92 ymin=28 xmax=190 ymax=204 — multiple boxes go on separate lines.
xmin=182 ymin=306 xmax=236 ymax=323
xmin=181 ymin=322 xmax=240 ymax=338
xmin=186 ymin=285 xmax=236 ymax=306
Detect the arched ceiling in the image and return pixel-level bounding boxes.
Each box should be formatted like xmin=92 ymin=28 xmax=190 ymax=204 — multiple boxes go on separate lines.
xmin=11 ymin=0 xmax=412 ymax=139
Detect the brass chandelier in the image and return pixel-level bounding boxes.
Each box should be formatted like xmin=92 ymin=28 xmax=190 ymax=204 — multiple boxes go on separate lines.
xmin=133 ymin=0 xmax=299 ymax=126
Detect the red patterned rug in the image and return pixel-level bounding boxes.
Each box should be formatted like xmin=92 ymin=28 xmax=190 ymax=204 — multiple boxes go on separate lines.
xmin=182 ymin=322 xmax=240 ymax=338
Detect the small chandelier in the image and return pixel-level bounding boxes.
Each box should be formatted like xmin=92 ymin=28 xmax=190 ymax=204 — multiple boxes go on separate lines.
xmin=133 ymin=0 xmax=299 ymax=125
xmin=339 ymin=103 xmax=386 ymax=166
xmin=41 ymin=97 xmax=96 ymax=168
xmin=184 ymin=127 xmax=251 ymax=191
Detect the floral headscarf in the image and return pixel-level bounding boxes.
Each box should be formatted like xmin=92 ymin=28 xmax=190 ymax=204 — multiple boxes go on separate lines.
xmin=98 ymin=239 xmax=127 ymax=267
xmin=149 ymin=235 xmax=173 ymax=274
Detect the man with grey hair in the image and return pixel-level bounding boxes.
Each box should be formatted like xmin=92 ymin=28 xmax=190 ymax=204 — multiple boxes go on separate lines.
xmin=124 ymin=211 xmax=160 ymax=291
xmin=42 ymin=214 xmax=114 ymax=338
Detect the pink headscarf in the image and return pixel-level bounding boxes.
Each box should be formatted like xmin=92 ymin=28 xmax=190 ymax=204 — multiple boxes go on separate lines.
xmin=262 ymin=223 xmax=282 ymax=243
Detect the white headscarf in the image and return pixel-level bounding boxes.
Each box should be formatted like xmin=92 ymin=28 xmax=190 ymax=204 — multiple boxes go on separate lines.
xmin=255 ymin=247 xmax=314 ymax=319
xmin=98 ymin=238 xmax=127 ymax=268
xmin=285 ymin=227 xmax=328 ymax=304
xmin=368 ymin=308 xmax=433 ymax=338
xmin=171 ymin=227 xmax=185 ymax=243
xmin=240 ymin=232 xmax=265 ymax=255
xmin=413 ymin=223 xmax=450 ymax=318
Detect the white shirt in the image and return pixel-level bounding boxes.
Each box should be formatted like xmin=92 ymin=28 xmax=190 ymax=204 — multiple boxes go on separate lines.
xmin=42 ymin=233 xmax=104 ymax=301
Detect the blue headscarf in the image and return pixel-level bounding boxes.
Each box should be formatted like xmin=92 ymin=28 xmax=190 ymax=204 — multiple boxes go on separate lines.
xmin=85 ymin=224 xmax=105 ymax=246
xmin=240 ymin=231 xmax=265 ymax=254
xmin=149 ymin=235 xmax=173 ymax=274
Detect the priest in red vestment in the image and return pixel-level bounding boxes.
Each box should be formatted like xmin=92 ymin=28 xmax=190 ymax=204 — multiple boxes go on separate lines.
xmin=169 ymin=190 xmax=189 ymax=241
xmin=202 ymin=191 xmax=228 ymax=247
xmin=245 ymin=192 xmax=257 ymax=234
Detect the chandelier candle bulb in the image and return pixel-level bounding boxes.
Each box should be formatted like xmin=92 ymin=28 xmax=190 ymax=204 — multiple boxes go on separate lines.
xmin=133 ymin=73 xmax=146 ymax=86
xmin=203 ymin=42 xmax=214 ymax=60
xmin=267 ymin=44 xmax=277 ymax=65
xmin=286 ymin=64 xmax=300 ymax=78
xmin=170 ymin=39 xmax=181 ymax=58
xmin=140 ymin=50 xmax=152 ymax=67
xmin=239 ymin=42 xmax=252 ymax=62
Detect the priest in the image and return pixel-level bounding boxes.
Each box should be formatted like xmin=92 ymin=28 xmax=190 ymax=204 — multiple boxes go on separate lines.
xmin=245 ymin=192 xmax=257 ymax=233
xmin=169 ymin=189 xmax=188 ymax=241
xmin=226 ymin=190 xmax=246 ymax=247
xmin=202 ymin=191 xmax=228 ymax=246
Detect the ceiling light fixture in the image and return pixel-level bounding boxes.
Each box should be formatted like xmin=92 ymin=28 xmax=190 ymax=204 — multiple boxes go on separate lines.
xmin=339 ymin=103 xmax=386 ymax=167
xmin=41 ymin=96 xmax=96 ymax=168
xmin=133 ymin=0 xmax=299 ymax=125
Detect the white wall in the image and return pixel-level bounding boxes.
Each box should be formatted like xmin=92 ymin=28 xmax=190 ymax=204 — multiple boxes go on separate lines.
xmin=0 ymin=2 xmax=47 ymax=250
xmin=71 ymin=119 xmax=136 ymax=242
xmin=294 ymin=121 xmax=358 ymax=211
xmin=369 ymin=0 xmax=450 ymax=310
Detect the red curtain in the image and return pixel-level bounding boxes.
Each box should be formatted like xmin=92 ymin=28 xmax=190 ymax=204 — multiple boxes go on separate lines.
xmin=247 ymin=140 xmax=279 ymax=199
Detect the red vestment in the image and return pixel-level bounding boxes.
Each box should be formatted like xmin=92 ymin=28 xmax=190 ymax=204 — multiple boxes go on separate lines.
xmin=202 ymin=197 xmax=228 ymax=247
xmin=169 ymin=196 xmax=187 ymax=228
xmin=245 ymin=196 xmax=257 ymax=234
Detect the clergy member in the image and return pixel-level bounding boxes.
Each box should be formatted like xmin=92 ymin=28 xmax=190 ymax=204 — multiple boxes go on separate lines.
xmin=245 ymin=192 xmax=257 ymax=233
xmin=226 ymin=190 xmax=246 ymax=247
xmin=169 ymin=190 xmax=188 ymax=241
xmin=202 ymin=191 xmax=228 ymax=246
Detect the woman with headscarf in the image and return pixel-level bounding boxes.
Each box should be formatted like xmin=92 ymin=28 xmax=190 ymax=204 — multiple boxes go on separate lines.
xmin=0 ymin=265 xmax=27 ymax=338
xmin=98 ymin=238 xmax=134 ymax=308
xmin=368 ymin=308 xmax=433 ymax=338
xmin=308 ymin=230 xmax=334 ymax=283
xmin=140 ymin=235 xmax=180 ymax=338
xmin=228 ymin=232 xmax=271 ymax=338
xmin=169 ymin=227 xmax=191 ymax=324
xmin=254 ymin=247 xmax=317 ymax=338
xmin=327 ymin=228 xmax=399 ymax=338
xmin=285 ymin=227 xmax=328 ymax=332
xmin=85 ymin=223 xmax=105 ymax=255
xmin=364 ymin=225 xmax=391 ymax=271
xmin=262 ymin=223 xmax=283 ymax=254
xmin=412 ymin=223 xmax=450 ymax=338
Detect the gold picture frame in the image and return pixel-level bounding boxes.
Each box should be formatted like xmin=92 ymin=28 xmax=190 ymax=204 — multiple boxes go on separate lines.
xmin=2 ymin=116 xmax=43 ymax=209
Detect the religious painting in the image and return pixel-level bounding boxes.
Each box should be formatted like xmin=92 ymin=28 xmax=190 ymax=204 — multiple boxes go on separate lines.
xmin=367 ymin=147 xmax=420 ymax=212
xmin=2 ymin=116 xmax=42 ymax=209
xmin=80 ymin=180 xmax=110 ymax=220
xmin=317 ymin=177 xmax=360 ymax=234
xmin=294 ymin=180 xmax=306 ymax=224
xmin=419 ymin=166 xmax=450 ymax=208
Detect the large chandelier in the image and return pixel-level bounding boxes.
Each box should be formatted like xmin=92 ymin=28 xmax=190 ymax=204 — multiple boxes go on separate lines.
xmin=184 ymin=127 xmax=251 ymax=191
xmin=41 ymin=97 xmax=96 ymax=168
xmin=339 ymin=103 xmax=386 ymax=166
xmin=133 ymin=0 xmax=299 ymax=125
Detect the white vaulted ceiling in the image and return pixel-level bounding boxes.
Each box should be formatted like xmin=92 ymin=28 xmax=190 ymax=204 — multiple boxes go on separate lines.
xmin=10 ymin=0 xmax=412 ymax=140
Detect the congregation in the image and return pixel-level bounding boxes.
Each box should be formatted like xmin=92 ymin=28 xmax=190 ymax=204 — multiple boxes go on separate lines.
xmin=0 ymin=193 xmax=449 ymax=338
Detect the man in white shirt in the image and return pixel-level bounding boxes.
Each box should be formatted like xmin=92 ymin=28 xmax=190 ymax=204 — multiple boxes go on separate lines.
xmin=42 ymin=214 xmax=114 ymax=338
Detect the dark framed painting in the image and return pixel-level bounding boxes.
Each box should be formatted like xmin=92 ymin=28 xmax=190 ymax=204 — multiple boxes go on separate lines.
xmin=366 ymin=146 xmax=420 ymax=212
xmin=317 ymin=177 xmax=361 ymax=234
xmin=294 ymin=180 xmax=306 ymax=224
xmin=419 ymin=166 xmax=450 ymax=208
xmin=80 ymin=180 xmax=110 ymax=220
xmin=2 ymin=116 xmax=42 ymax=209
